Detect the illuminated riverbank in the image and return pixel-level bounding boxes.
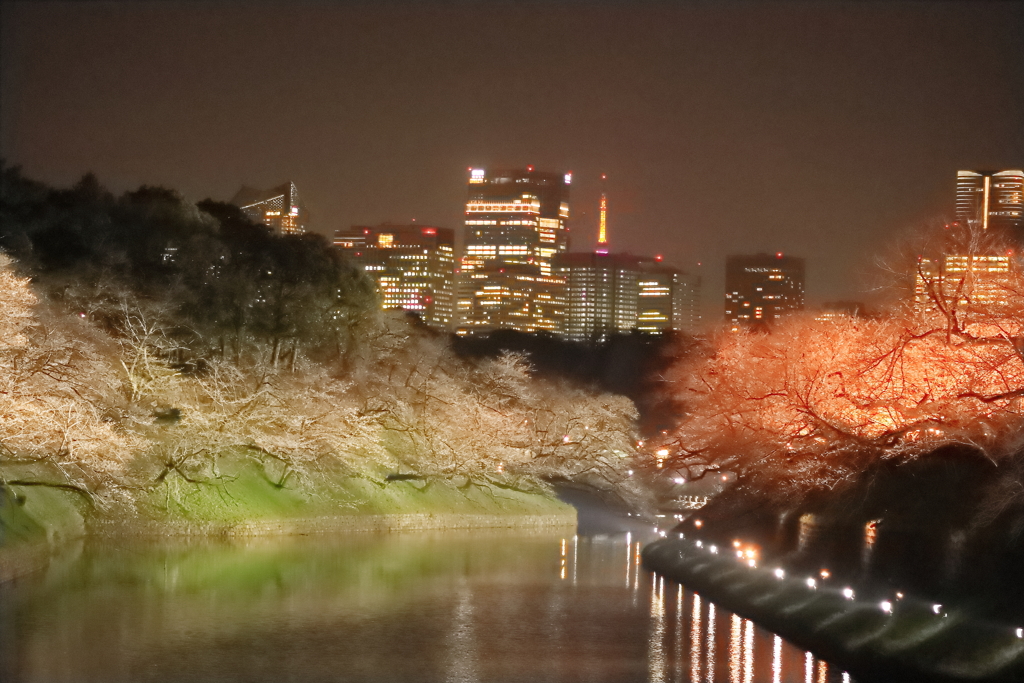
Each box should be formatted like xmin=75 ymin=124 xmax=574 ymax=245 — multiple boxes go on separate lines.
xmin=643 ymin=536 xmax=1024 ymax=683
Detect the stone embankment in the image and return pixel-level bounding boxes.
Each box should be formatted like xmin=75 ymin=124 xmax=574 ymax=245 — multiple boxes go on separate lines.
xmin=90 ymin=512 xmax=576 ymax=538
xmin=0 ymin=469 xmax=576 ymax=583
xmin=643 ymin=537 xmax=1024 ymax=683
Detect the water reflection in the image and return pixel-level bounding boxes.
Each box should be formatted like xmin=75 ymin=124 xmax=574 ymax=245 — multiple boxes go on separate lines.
xmin=1 ymin=530 xmax=850 ymax=682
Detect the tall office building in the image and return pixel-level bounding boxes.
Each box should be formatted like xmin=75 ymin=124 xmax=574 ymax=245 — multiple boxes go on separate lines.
xmin=910 ymin=170 xmax=1024 ymax=313
xmin=457 ymin=167 xmax=571 ymax=336
xmin=914 ymin=253 xmax=1012 ymax=314
xmin=636 ymin=264 xmax=701 ymax=334
xmin=232 ymin=182 xmax=310 ymax=235
xmin=725 ymin=253 xmax=805 ymax=329
xmin=334 ymin=223 xmax=455 ymax=328
xmin=955 ymin=170 xmax=1024 ymax=237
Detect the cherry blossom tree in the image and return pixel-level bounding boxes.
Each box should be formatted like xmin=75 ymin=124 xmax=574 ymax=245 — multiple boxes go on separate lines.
xmin=0 ymin=255 xmax=143 ymax=505
xmin=654 ymin=221 xmax=1024 ymax=501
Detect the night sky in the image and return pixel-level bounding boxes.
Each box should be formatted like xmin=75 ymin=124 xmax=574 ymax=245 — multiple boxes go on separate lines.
xmin=2 ymin=1 xmax=1022 ymax=318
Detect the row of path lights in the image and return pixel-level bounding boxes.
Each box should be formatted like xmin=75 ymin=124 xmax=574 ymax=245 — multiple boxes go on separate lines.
xmin=680 ymin=529 xmax=1024 ymax=647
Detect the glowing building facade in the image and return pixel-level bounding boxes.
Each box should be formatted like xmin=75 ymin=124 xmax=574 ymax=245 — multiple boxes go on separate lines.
xmin=914 ymin=253 xmax=1012 ymax=313
xmin=334 ymin=223 xmax=455 ymax=328
xmin=955 ymin=170 xmax=1024 ymax=237
xmin=232 ymin=182 xmax=309 ymax=235
xmin=725 ymin=253 xmax=805 ymax=329
xmin=912 ymin=170 xmax=1024 ymax=313
xmin=556 ymin=253 xmax=700 ymax=340
xmin=457 ymin=167 xmax=571 ymax=336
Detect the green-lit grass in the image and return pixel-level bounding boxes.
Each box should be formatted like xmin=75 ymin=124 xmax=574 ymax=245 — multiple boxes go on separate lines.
xmin=133 ymin=455 xmax=572 ymax=525
xmin=1 ymin=478 xmax=87 ymax=548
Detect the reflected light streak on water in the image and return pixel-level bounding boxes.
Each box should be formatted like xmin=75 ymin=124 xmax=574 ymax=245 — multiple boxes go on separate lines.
xmin=730 ymin=613 xmax=743 ymax=683
xmin=817 ymin=660 xmax=828 ymax=683
xmin=626 ymin=532 xmax=633 ymax=587
xmin=773 ymin=634 xmax=782 ymax=683
xmin=677 ymin=585 xmax=685 ymax=683
xmin=705 ymin=602 xmax=716 ymax=683
xmin=446 ymin=584 xmax=477 ymax=683
xmin=649 ymin=573 xmax=668 ymax=682
xmin=690 ymin=593 xmax=702 ymax=683
xmin=561 ymin=537 xmax=567 ymax=580
xmin=805 ymin=651 xmax=814 ymax=683
xmin=743 ymin=618 xmax=754 ymax=683
xmin=573 ymin=534 xmax=578 ymax=585
xmin=634 ymin=541 xmax=642 ymax=592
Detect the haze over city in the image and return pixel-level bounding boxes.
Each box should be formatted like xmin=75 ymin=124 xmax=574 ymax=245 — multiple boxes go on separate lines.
xmin=2 ymin=0 xmax=1021 ymax=315
xmin=8 ymin=3 xmax=1024 ymax=682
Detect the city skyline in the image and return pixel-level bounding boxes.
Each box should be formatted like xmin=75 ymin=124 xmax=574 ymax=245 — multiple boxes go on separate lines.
xmin=2 ymin=1 xmax=1021 ymax=314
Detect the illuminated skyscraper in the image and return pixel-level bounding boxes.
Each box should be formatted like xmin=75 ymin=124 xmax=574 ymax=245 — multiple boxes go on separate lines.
xmin=914 ymin=253 xmax=1012 ymax=314
xmin=232 ymin=182 xmax=309 ymax=235
xmin=911 ymin=170 xmax=1024 ymax=313
xmin=334 ymin=223 xmax=455 ymax=328
xmin=557 ymin=253 xmax=700 ymax=340
xmin=955 ymin=170 xmax=1024 ymax=237
xmin=457 ymin=167 xmax=571 ymax=336
xmin=725 ymin=253 xmax=805 ymax=329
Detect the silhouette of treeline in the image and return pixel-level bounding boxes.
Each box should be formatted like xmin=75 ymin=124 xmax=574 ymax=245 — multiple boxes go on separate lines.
xmin=0 ymin=162 xmax=375 ymax=368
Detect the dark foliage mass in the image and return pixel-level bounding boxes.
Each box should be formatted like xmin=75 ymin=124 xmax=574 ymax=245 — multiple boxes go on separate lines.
xmin=0 ymin=162 xmax=376 ymax=367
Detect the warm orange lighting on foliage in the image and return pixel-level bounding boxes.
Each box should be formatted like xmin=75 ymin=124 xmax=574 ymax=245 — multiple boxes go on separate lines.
xmin=662 ymin=221 xmax=1024 ymax=494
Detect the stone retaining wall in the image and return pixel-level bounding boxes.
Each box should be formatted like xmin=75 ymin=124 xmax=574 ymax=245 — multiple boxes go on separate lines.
xmin=643 ymin=537 xmax=1024 ymax=683
xmin=89 ymin=512 xmax=577 ymax=538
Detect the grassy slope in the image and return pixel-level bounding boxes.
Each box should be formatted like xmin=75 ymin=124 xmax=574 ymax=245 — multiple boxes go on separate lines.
xmin=1 ymin=482 xmax=86 ymax=547
xmin=136 ymin=457 xmax=572 ymax=524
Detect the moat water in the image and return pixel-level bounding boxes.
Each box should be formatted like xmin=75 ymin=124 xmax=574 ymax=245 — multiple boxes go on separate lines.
xmin=1 ymin=527 xmax=851 ymax=682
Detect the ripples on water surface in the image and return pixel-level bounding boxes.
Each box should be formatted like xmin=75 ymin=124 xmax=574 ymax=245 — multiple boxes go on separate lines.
xmin=1 ymin=530 xmax=850 ymax=682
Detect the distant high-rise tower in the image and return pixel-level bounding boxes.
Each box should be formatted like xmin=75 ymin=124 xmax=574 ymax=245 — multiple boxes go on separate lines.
xmin=955 ymin=170 xmax=1024 ymax=237
xmin=232 ymin=182 xmax=309 ymax=235
xmin=597 ymin=174 xmax=609 ymax=254
xmin=557 ymin=177 xmax=700 ymax=339
xmin=725 ymin=253 xmax=805 ymax=329
xmin=334 ymin=223 xmax=455 ymax=328
xmin=457 ymin=167 xmax=571 ymax=336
